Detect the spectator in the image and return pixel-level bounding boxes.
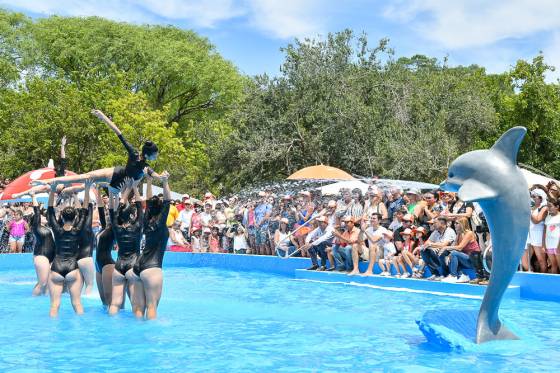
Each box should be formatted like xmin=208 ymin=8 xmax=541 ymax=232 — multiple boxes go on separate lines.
xmin=405 ymin=189 xmax=423 ymax=220
xmin=274 ymin=218 xmax=298 ymax=257
xmin=191 ymin=228 xmax=202 ymax=252
xmin=293 ymin=191 xmax=315 ymax=253
xmin=200 ymin=201 xmax=214 ymax=229
xmin=387 ymin=187 xmax=405 ymax=222
xmin=331 ymin=216 xmax=360 ymax=272
xmin=441 ymin=218 xmax=480 ymax=283
xmin=177 ymin=199 xmax=194 ymax=239
xmin=301 ymin=216 xmax=333 ymax=271
xmin=226 ymin=224 xmax=249 ymax=254
xmin=361 ymin=213 xmax=395 ymax=276
xmin=388 ymin=208 xmax=405 ymax=231
xmin=200 ymin=227 xmax=211 ymax=252
xmin=254 ymin=191 xmax=273 ymax=255
xmin=168 ymin=221 xmax=192 ymax=252
xmin=419 ymin=217 xmax=457 ymax=280
xmin=8 ymin=210 xmax=29 ymax=253
xmin=363 ymin=188 xmax=388 ymax=222
xmin=523 ymin=188 xmax=548 ymax=273
xmin=209 ymin=226 xmax=222 ymax=253
xmin=393 ymin=213 xmax=414 ymax=253
xmin=335 ymin=191 xmax=353 ymax=218
xmin=416 ymin=192 xmax=440 ymax=231
xmin=543 ymin=198 xmax=560 ymax=274
xmin=394 ymin=228 xmax=415 ymax=277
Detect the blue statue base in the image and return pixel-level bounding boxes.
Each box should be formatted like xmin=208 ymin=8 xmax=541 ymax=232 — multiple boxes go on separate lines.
xmin=416 ymin=309 xmax=532 ymax=353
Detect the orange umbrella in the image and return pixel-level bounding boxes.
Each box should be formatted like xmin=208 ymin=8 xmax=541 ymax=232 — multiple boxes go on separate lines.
xmin=287 ymin=165 xmax=355 ymax=180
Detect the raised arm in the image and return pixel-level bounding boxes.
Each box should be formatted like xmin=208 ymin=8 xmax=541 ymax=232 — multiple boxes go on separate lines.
xmin=55 ymin=136 xmax=67 ymax=177
xmin=146 ymin=174 xmax=153 ymax=199
xmin=91 ymin=109 xmax=136 ymax=158
xmin=157 ymin=172 xmax=171 ymax=228
xmin=47 ymin=184 xmax=60 ymax=231
xmin=97 ymin=191 xmax=106 ymax=229
xmin=132 ymin=184 xmax=144 ymax=226
xmin=31 ymin=192 xmax=41 ymax=230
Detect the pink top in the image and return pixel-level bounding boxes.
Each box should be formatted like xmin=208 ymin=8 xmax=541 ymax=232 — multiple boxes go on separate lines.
xmin=209 ymin=236 xmax=221 ymax=253
xmin=9 ymin=220 xmax=26 ymax=237
xmin=248 ymin=210 xmax=255 ymax=227
xmin=463 ymin=239 xmax=480 ymax=255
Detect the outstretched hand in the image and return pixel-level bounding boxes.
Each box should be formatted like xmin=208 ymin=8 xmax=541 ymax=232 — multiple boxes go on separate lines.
xmin=160 ymin=171 xmax=170 ymax=182
xmin=61 ymin=136 xmax=67 ymax=146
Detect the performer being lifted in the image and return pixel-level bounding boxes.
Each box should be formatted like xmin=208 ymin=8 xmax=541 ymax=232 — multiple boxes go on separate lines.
xmin=34 ymin=110 xmax=160 ymax=191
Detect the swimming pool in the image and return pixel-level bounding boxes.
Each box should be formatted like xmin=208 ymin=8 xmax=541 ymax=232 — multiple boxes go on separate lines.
xmin=1 ymin=263 xmax=559 ymax=372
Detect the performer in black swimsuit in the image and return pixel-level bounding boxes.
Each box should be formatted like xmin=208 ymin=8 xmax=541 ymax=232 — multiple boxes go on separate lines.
xmin=47 ymin=179 xmax=92 ymax=317
xmin=34 ymin=110 xmax=160 ymax=190
xmin=30 ymin=192 xmax=55 ymax=296
xmin=95 ymin=191 xmax=116 ymax=306
xmin=133 ymin=172 xmax=171 ymax=319
xmin=77 ymin=198 xmax=95 ymax=295
xmin=108 ymin=179 xmax=144 ymax=316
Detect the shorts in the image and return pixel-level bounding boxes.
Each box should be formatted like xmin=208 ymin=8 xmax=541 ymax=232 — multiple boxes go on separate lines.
xmin=546 ymin=248 xmax=557 ymax=255
xmin=294 ymin=225 xmax=311 ymax=238
xmin=255 ymin=227 xmax=269 ymax=246
xmin=527 ymin=227 xmax=544 ymax=247
xmin=359 ymin=245 xmax=369 ymax=261
xmin=9 ymin=235 xmax=24 ymax=244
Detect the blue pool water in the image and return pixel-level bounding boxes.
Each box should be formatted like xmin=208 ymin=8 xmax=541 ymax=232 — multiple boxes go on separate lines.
xmin=0 ymin=267 xmax=559 ymax=372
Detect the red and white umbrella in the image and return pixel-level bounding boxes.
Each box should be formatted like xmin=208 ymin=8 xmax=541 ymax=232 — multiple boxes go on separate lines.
xmin=0 ymin=167 xmax=77 ymax=203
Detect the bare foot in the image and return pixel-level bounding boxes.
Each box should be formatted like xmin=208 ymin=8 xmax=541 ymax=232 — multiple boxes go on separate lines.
xmin=361 ymin=272 xmax=373 ymax=277
xmin=348 ymin=270 xmax=360 ymax=276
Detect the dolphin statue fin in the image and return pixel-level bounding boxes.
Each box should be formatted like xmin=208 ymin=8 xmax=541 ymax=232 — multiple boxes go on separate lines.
xmin=458 ymin=179 xmax=498 ymax=202
xmin=490 ymin=126 xmax=526 ymax=164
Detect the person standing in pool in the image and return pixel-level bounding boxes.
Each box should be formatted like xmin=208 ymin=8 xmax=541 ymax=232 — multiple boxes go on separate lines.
xmin=34 ymin=109 xmax=160 ymax=191
xmin=47 ymin=179 xmax=92 ymax=317
xmin=95 ymin=191 xmax=116 ymax=306
xmin=29 ymin=191 xmax=55 ymax=296
xmin=77 ymin=191 xmax=95 ymax=295
xmin=133 ymin=171 xmax=171 ymax=320
xmin=108 ymin=179 xmax=144 ymax=316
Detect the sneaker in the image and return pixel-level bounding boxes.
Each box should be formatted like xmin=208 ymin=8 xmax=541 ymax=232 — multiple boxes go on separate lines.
xmin=412 ymin=272 xmax=422 ymax=279
xmin=381 ymin=271 xmax=390 ymax=276
xmin=306 ymin=265 xmax=319 ymax=271
xmin=457 ymin=274 xmax=470 ymax=283
xmin=434 ymin=276 xmax=443 ymax=281
xmin=402 ymin=273 xmax=411 ymax=278
xmin=394 ymin=273 xmax=401 ymax=278
xmin=426 ymin=275 xmax=437 ymax=281
xmin=326 ymin=267 xmax=336 ymax=272
xmin=442 ymin=275 xmax=458 ymax=283
xmin=318 ymin=266 xmax=326 ymax=271
xmin=469 ymin=278 xmax=481 ymax=284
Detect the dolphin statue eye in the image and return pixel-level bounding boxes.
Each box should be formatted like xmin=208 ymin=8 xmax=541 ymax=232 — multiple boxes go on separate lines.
xmin=448 ymin=172 xmax=454 ymax=178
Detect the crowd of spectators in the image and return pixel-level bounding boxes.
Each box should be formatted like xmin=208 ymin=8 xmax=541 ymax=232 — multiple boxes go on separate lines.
xmin=2 ymin=176 xmax=560 ymax=281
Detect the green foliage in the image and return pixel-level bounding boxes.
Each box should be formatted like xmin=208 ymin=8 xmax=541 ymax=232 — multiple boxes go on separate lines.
xmin=0 ymin=9 xmax=559 ymax=194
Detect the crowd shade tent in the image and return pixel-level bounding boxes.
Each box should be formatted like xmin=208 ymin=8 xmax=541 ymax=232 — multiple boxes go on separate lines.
xmin=320 ymin=180 xmax=370 ymax=195
xmin=287 ymin=165 xmax=355 ymax=181
xmin=142 ymin=184 xmax=183 ymax=201
xmin=520 ymin=168 xmax=558 ymax=187
xmin=0 ymin=168 xmax=78 ymax=204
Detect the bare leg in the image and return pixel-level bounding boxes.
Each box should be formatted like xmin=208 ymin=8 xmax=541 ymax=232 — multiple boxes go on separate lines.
xmin=108 ymin=270 xmax=126 ymax=315
xmin=522 ymin=247 xmax=530 ymax=271
xmin=78 ymin=257 xmax=95 ymax=295
xmin=12 ymin=185 xmax=50 ymax=199
xmin=533 ymin=246 xmax=547 ymax=273
xmin=33 ymin=255 xmax=50 ymax=296
xmin=128 ymin=271 xmax=146 ymax=318
xmin=548 ymin=252 xmax=558 ymax=274
xmin=96 ymin=271 xmax=106 ymax=305
xmin=9 ymin=241 xmax=17 ymax=253
xmin=102 ymin=264 xmax=115 ymax=306
xmin=326 ymin=247 xmax=335 ymax=268
xmin=349 ymin=244 xmax=361 ymax=275
xmin=140 ymin=268 xmax=163 ymax=320
xmin=363 ymin=244 xmax=378 ymax=276
xmin=16 ymin=240 xmax=23 ymax=253
xmin=66 ymin=269 xmax=84 ymax=315
xmin=33 ymin=168 xmax=114 ymax=186
xmin=48 ymin=271 xmax=65 ymax=317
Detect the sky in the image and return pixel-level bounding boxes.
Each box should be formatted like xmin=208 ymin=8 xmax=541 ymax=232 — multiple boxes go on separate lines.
xmin=1 ymin=0 xmax=559 ymax=80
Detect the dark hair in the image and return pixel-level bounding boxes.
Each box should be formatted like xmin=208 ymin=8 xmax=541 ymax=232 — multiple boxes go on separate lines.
xmin=142 ymin=141 xmax=158 ymax=157
xmin=146 ymin=196 xmax=163 ymax=222
xmin=371 ymin=212 xmax=382 ymax=221
xmin=117 ymin=204 xmax=136 ymax=224
xmin=61 ymin=207 xmax=77 ymax=223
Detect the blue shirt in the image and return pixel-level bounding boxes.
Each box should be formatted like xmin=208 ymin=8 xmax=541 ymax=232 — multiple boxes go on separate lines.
xmin=254 ymin=203 xmax=272 ymax=227
xmin=388 ymin=197 xmax=405 ymax=221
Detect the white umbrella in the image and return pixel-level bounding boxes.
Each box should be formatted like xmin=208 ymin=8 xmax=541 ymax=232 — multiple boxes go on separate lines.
xmin=320 ymin=180 xmax=370 ymax=195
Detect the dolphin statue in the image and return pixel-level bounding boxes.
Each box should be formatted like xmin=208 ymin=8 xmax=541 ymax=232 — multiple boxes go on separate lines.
xmin=440 ymin=126 xmax=530 ymax=344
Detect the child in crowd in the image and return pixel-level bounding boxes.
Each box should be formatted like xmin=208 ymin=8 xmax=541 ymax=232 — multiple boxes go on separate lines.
xmin=543 ymin=199 xmax=560 ymax=274
xmin=8 ymin=210 xmax=29 ymax=253
xmin=227 ymin=224 xmax=249 ymax=254
xmin=209 ymin=226 xmax=222 ymax=253
xmin=378 ymin=232 xmax=397 ymax=276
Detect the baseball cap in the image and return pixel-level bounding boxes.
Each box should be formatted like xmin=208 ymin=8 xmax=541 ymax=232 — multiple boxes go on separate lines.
xmin=403 ymin=214 xmax=414 ymax=222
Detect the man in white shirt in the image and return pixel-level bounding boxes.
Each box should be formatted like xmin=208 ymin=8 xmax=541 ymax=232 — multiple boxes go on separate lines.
xmin=420 ymin=216 xmax=457 ymax=280
xmin=301 ymin=216 xmax=333 ymax=270
xmin=360 ymin=213 xmax=394 ymax=276
xmin=177 ymin=199 xmax=194 ymax=238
